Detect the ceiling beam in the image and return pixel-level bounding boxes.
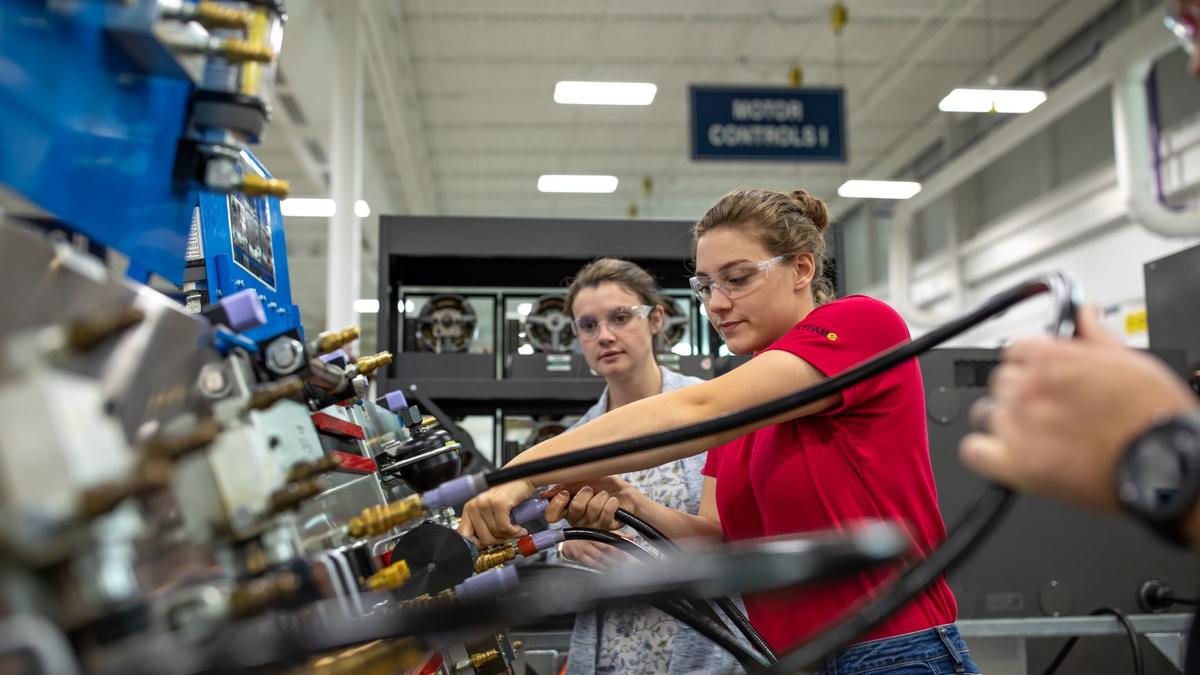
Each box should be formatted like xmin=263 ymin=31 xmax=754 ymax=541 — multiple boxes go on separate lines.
xmin=360 ymin=1 xmax=437 ymax=214
xmin=828 ymin=0 xmax=1119 ymax=217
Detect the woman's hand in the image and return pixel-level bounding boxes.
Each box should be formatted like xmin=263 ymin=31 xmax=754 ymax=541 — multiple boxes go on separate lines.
xmin=544 ymin=476 xmax=641 ymax=531
xmin=457 ymin=479 xmax=536 ymax=546
xmin=557 ymin=539 xmax=632 ymax=568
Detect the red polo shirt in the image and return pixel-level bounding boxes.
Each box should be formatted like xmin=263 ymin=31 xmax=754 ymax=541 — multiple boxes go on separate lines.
xmin=703 ymin=295 xmax=956 ymax=651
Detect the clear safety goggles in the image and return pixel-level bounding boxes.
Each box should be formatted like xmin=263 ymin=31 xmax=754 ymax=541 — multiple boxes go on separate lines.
xmin=688 ymin=255 xmax=789 ymax=304
xmin=573 ymin=304 xmax=654 ymax=341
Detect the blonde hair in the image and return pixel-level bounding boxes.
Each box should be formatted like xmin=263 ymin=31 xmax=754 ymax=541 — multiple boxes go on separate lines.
xmin=693 ymin=188 xmax=835 ymax=305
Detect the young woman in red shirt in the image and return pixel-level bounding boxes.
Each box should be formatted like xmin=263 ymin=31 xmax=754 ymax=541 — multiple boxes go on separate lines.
xmin=460 ymin=188 xmax=979 ymax=674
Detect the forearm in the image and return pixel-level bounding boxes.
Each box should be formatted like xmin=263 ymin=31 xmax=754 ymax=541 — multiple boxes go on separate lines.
xmin=504 ymin=388 xmax=745 ymax=486
xmin=629 ymin=491 xmax=724 ymax=543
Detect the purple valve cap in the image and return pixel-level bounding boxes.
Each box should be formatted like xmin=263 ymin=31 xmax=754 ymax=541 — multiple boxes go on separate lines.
xmin=454 ymin=565 xmax=518 ymax=600
xmin=220 ymin=289 xmax=267 ymax=332
xmin=510 ymin=498 xmax=548 ymax=525
xmin=379 ymin=390 xmax=408 ymax=413
xmin=531 ymin=528 xmax=564 ymax=551
xmin=319 ymin=349 xmax=350 ymax=366
xmin=421 ymin=474 xmax=487 ymax=510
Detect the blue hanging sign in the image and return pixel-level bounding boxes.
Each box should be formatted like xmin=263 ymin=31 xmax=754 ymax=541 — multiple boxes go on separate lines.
xmin=690 ymin=86 xmax=846 ymax=161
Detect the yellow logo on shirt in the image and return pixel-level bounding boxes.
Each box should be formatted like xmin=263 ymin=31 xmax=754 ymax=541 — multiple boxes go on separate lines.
xmin=826 ymin=332 xmax=839 ymax=342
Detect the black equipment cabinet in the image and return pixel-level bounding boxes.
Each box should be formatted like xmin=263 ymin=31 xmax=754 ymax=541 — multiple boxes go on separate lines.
xmin=921 ymin=348 xmax=1194 ymax=674
xmin=1146 ymin=243 xmax=1200 ymax=391
xmin=375 ymin=215 xmax=728 ymax=465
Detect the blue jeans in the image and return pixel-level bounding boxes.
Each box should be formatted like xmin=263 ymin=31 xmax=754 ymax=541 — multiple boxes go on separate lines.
xmin=818 ymin=625 xmax=981 ymax=675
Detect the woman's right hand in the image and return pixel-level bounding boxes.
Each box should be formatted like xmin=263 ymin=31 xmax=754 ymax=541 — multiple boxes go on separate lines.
xmin=457 ymin=479 xmax=536 ymax=546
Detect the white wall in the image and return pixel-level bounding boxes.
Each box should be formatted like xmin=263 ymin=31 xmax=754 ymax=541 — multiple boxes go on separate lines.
xmin=860 ymin=48 xmax=1200 ymax=348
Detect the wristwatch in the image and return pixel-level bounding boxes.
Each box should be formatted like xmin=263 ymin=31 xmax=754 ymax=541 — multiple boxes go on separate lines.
xmin=1117 ymin=411 xmax=1200 ymax=546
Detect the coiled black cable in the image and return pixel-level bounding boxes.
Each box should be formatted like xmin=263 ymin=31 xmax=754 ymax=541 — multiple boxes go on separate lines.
xmin=613 ymin=508 xmax=779 ymax=663
xmin=562 ymin=527 xmax=727 ymax=628
xmin=543 ymin=560 xmax=772 ymax=672
xmin=1039 ymin=607 xmax=1144 ymax=675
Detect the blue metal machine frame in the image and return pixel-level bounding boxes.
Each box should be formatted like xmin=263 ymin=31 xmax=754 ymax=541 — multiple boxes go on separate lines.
xmin=0 ymin=0 xmax=197 ymax=285
xmin=0 ymin=0 xmax=303 ymax=343
xmin=195 ymin=151 xmax=303 ymax=342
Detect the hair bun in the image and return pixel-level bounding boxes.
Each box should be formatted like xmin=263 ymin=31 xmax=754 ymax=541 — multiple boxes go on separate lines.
xmin=789 ymin=189 xmax=829 ymax=232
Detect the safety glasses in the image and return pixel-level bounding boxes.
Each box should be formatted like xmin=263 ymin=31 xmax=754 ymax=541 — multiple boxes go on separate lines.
xmin=688 ymin=255 xmax=789 ymax=304
xmin=573 ymin=305 xmax=653 ymax=341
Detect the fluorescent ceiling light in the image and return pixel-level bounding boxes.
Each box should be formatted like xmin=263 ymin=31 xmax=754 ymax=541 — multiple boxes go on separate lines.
xmin=280 ymin=197 xmax=336 ymax=217
xmin=537 ymin=175 xmax=619 ymax=194
xmin=554 ymin=81 xmax=657 ymax=106
xmin=938 ymin=88 xmax=1047 ymax=114
xmin=354 ymin=200 xmax=371 ymax=218
xmin=838 ymin=180 xmax=922 ymax=200
xmin=353 ymin=298 xmax=379 ymax=314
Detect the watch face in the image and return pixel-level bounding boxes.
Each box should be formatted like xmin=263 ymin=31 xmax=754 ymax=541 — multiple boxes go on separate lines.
xmin=1121 ymin=426 xmax=1200 ymax=520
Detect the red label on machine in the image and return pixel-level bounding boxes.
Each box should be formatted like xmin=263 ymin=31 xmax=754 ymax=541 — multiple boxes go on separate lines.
xmin=310 ymin=412 xmax=366 ymax=440
xmin=326 ymin=449 xmax=376 ymax=473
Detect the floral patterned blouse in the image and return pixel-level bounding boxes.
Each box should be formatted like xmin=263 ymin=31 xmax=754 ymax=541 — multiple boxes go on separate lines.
xmin=550 ymin=367 xmax=745 ymax=675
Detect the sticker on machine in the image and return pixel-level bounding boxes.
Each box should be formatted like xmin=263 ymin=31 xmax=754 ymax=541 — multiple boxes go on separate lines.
xmin=227 ymin=191 xmax=277 ymax=290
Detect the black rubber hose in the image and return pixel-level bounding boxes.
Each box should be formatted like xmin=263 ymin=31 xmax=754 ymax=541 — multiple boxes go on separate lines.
xmin=1040 ymin=607 xmax=1144 ymax=675
xmin=562 ymin=527 xmax=727 ymax=628
xmin=654 ymin=598 xmax=771 ymax=672
xmin=614 ymin=508 xmax=779 ymax=663
xmin=562 ymin=527 xmax=654 ymax=560
xmin=486 ymin=276 xmax=1070 ymax=488
xmin=767 ymin=486 xmax=1014 ymax=673
xmin=545 ymin=562 xmax=771 ymax=672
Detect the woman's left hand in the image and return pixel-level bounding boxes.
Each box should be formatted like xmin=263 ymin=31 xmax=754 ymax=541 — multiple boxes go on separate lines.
xmin=543 ymin=476 xmax=641 ymax=531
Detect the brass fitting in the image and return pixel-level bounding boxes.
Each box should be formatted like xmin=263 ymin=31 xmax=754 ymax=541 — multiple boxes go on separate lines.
xmin=80 ymin=458 xmax=173 ymax=519
xmin=313 ymin=326 xmax=360 ymax=355
xmin=228 ymin=571 xmax=302 ymax=618
xmin=286 ymin=454 xmax=344 ymax=483
xmin=354 ymin=352 xmax=393 ymax=377
xmin=398 ymin=589 xmax=454 ymax=611
xmin=239 ymin=174 xmax=290 ymax=198
xmin=466 ymin=648 xmax=501 ymax=671
xmin=244 ymin=376 xmax=304 ymax=412
xmin=193 ymin=1 xmax=254 ymax=29
xmin=269 ymin=478 xmax=325 ymax=514
xmin=347 ymin=494 xmax=424 ymax=538
xmin=218 ymin=38 xmax=275 ymax=63
xmin=473 ymin=545 xmax=517 ymax=574
xmin=301 ymin=637 xmax=425 ymax=675
xmin=143 ymin=419 xmax=222 ymax=460
xmin=66 ymin=306 xmax=145 ymax=352
xmin=365 ymin=559 xmax=411 ymax=592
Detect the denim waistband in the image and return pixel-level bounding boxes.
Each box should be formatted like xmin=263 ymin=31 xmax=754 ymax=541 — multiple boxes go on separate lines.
xmin=828 ymin=624 xmax=969 ymax=672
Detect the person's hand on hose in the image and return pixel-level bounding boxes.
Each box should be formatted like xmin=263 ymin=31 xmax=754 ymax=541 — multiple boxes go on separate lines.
xmin=544 ymin=475 xmax=641 ymax=531
xmin=458 ymin=478 xmax=536 ymax=546
xmin=960 ymin=307 xmax=1198 ymax=513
